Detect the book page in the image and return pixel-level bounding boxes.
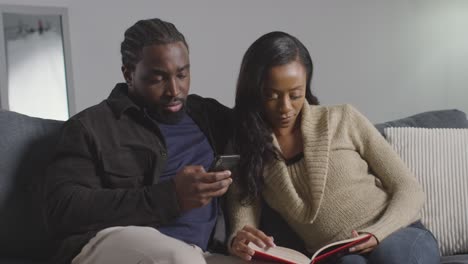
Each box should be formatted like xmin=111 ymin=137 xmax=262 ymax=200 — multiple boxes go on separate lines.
xmin=248 ymin=242 xmax=311 ymax=264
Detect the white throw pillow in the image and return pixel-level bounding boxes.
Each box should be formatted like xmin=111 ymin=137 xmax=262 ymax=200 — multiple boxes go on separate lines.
xmin=385 ymin=127 xmax=468 ymax=256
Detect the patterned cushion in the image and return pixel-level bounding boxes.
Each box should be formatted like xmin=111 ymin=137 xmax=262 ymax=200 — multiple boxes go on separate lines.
xmin=385 ymin=127 xmax=468 ymax=256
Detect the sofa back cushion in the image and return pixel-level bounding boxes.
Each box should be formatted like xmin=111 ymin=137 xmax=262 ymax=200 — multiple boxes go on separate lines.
xmin=375 ymin=109 xmax=468 ymax=134
xmin=385 ymin=127 xmax=468 ymax=256
xmin=0 ymin=110 xmax=63 ymax=259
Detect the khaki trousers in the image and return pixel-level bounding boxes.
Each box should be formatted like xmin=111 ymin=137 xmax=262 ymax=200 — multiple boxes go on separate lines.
xmin=71 ymin=226 xmax=264 ymax=264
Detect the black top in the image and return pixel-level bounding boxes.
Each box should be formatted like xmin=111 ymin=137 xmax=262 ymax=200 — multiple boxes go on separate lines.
xmin=45 ymin=83 xmax=233 ymax=263
xmin=285 ymin=152 xmax=304 ymax=166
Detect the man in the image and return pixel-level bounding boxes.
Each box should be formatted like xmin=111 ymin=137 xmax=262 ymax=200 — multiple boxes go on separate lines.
xmin=45 ymin=18 xmax=235 ymax=264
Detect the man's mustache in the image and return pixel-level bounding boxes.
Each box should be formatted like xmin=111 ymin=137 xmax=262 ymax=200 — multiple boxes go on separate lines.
xmin=160 ymin=96 xmax=185 ymax=105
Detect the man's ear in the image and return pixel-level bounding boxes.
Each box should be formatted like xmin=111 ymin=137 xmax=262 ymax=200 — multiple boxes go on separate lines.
xmin=121 ymin=65 xmax=134 ymax=87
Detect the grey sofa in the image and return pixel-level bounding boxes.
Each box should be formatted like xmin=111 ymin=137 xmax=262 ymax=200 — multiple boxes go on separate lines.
xmin=1 ymin=108 xmax=467 ymax=263
xmin=375 ymin=109 xmax=468 ymax=264
xmin=0 ymin=110 xmax=61 ymax=264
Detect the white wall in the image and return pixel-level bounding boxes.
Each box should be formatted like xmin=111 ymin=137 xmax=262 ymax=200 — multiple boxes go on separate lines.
xmin=2 ymin=0 xmax=468 ymax=122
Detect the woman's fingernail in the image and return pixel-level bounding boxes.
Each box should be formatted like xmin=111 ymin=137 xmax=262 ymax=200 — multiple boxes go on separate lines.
xmin=349 ymin=247 xmax=355 ymax=252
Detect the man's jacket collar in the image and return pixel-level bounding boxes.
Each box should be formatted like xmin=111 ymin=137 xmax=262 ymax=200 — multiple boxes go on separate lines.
xmin=106 ymin=83 xmax=141 ymax=119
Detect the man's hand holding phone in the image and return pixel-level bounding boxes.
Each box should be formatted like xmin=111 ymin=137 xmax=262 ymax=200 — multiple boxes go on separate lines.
xmin=208 ymin=155 xmax=240 ymax=172
xmin=174 ymin=165 xmax=232 ymax=212
xmin=174 ymin=155 xmax=240 ymax=211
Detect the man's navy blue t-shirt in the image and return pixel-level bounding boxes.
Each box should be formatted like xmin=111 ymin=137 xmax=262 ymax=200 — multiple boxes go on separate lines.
xmin=156 ymin=113 xmax=216 ymax=250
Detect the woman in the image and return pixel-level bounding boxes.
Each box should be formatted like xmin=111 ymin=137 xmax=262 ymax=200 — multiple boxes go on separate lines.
xmin=227 ymin=31 xmax=440 ymax=264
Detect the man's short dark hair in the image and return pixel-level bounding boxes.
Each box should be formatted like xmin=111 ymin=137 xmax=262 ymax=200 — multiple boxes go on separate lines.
xmin=120 ymin=18 xmax=188 ymax=69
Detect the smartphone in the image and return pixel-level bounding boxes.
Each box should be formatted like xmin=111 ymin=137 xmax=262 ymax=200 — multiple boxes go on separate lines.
xmin=208 ymin=154 xmax=240 ymax=172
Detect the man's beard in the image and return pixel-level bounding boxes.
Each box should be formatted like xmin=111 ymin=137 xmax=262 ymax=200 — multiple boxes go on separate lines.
xmin=146 ymin=97 xmax=186 ymax=125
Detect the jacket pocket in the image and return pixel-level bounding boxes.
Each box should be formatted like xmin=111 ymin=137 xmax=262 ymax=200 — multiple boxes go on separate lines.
xmin=101 ymin=148 xmax=152 ymax=188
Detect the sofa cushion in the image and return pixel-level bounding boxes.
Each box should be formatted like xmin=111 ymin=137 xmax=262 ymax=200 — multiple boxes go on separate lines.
xmin=385 ymin=127 xmax=468 ymax=256
xmin=0 ymin=260 xmax=48 ymax=264
xmin=441 ymin=255 xmax=468 ymax=264
xmin=0 ymin=110 xmax=63 ymax=259
xmin=375 ymin=109 xmax=468 ymax=134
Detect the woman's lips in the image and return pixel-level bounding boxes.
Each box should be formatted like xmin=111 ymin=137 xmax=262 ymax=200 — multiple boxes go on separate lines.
xmin=280 ymin=114 xmax=294 ymax=123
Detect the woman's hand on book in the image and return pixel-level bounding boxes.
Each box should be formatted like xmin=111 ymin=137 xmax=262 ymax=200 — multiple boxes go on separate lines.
xmin=348 ymin=230 xmax=378 ymax=254
xmin=231 ymin=225 xmax=276 ymax=261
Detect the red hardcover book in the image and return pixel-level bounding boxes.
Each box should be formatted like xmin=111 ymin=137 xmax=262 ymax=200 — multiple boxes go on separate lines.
xmin=248 ymin=233 xmax=373 ymax=264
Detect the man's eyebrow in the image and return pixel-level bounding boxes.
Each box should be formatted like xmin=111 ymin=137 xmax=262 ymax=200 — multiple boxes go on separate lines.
xmin=149 ymin=68 xmax=168 ymax=75
xmin=148 ymin=64 xmax=190 ymax=75
xmin=178 ymin=64 xmax=190 ymax=72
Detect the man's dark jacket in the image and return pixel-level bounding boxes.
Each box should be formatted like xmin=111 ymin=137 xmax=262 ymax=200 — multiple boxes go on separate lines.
xmin=45 ymin=83 xmax=233 ymax=263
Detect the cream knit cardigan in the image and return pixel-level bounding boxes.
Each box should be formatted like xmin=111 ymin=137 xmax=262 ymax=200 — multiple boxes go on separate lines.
xmin=227 ymin=104 xmax=424 ymax=254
